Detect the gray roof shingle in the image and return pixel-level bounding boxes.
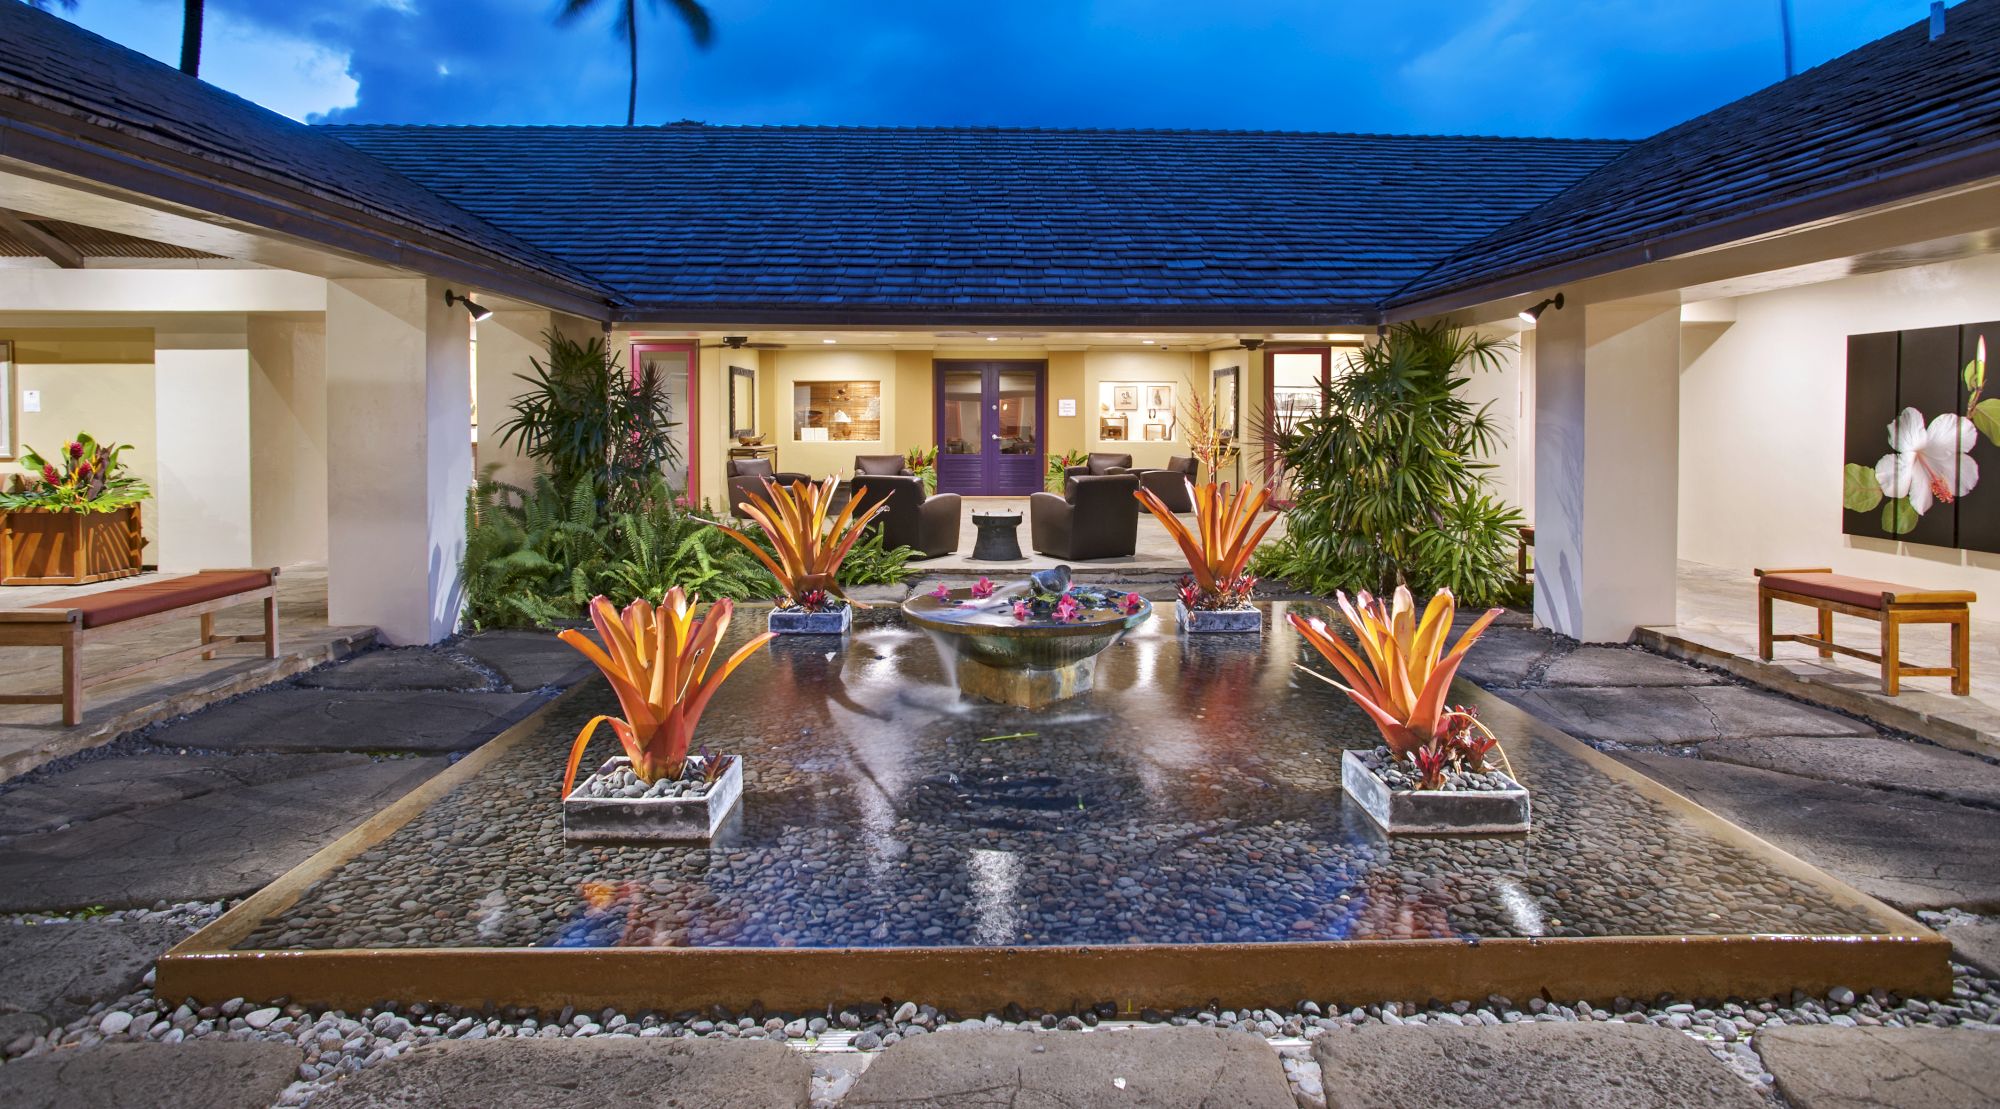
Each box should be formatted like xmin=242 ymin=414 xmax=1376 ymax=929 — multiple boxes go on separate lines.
xmin=1391 ymin=0 xmax=2000 ymax=307
xmin=323 ymin=125 xmax=1628 ymax=323
xmin=0 ymin=3 xmax=609 ymax=307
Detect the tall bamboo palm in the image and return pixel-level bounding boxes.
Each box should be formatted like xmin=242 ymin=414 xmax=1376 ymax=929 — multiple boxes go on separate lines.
xmin=556 ymin=0 xmax=714 ymax=127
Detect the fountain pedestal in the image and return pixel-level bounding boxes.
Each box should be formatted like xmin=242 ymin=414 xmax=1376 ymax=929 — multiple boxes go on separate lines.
xmin=957 ymin=655 xmax=1098 ymax=708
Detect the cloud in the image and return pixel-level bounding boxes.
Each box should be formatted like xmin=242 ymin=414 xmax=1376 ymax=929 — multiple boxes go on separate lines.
xmin=47 ymin=0 xmax=1940 ymax=138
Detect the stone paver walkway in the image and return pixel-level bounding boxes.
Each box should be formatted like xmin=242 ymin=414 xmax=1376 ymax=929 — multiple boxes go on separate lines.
xmin=1754 ymin=1025 xmax=1999 ymax=1108
xmin=1462 ymin=629 xmax=2000 ymax=917
xmin=0 ymin=630 xmax=583 ymax=913
xmin=311 ymin=1038 xmax=811 ymax=1108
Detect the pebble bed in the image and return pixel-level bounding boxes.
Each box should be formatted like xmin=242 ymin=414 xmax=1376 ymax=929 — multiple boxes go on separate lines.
xmin=242 ymin=604 xmax=1886 ymax=952
xmin=1353 ymin=746 xmax=1518 ymax=792
xmin=570 ymin=758 xmax=727 ymax=800
xmin=7 ymin=906 xmax=1998 ymax=1107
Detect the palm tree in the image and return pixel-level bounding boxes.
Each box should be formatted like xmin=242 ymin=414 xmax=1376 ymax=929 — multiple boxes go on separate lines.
xmin=556 ymin=0 xmax=714 ymax=127
xmin=26 ymin=1 xmax=202 ymax=77
xmin=180 ymin=0 xmax=203 ymax=76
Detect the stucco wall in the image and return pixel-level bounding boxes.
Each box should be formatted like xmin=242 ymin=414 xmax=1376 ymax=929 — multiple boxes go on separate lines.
xmin=762 ymin=347 xmax=899 ymax=480
xmin=1677 ymin=252 xmax=2000 ymax=615
xmin=1083 ymin=349 xmax=1199 ymax=471
xmin=0 ymin=328 xmax=159 ymax=553
xmin=248 ymin=314 xmax=328 ymax=568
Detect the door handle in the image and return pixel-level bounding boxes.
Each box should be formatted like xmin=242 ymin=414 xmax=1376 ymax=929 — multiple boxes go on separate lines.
xmin=990 ymin=434 xmax=1000 ymax=441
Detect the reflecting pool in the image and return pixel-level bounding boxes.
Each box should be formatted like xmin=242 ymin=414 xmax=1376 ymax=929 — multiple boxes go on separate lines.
xmin=242 ymin=603 xmax=1885 ymax=952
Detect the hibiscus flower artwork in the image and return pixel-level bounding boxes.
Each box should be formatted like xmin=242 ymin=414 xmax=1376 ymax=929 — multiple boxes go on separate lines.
xmin=1869 ymin=408 xmax=1980 ymax=528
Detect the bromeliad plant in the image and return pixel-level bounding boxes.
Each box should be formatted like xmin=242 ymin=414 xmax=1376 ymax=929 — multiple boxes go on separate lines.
xmin=558 ymin=589 xmax=774 ymax=798
xmin=0 ymin=433 xmax=150 ymax=513
xmin=1045 ymin=449 xmax=1089 ymax=493
xmin=711 ymin=475 xmax=887 ymax=612
xmin=903 ymin=446 xmax=939 ymax=494
xmin=1289 ymin=586 xmax=1512 ymax=788
xmin=1136 ymin=480 xmax=1278 ymax=609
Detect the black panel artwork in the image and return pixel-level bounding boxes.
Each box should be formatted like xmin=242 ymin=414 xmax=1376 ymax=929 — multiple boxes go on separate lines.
xmin=1842 ymin=320 xmax=1998 ymax=554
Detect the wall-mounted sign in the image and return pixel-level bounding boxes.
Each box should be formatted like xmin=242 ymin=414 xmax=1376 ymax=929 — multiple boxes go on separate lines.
xmin=1057 ymin=398 xmax=1076 ymax=417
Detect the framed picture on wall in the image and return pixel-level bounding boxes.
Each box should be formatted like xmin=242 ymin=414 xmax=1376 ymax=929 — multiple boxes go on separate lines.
xmin=1112 ymin=385 xmax=1139 ymax=411
xmin=1147 ymin=384 xmax=1173 ymax=410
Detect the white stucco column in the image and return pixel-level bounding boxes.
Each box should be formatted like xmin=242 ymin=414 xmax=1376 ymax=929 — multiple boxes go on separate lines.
xmin=1531 ymin=296 xmax=1680 ymax=642
xmin=325 ymin=278 xmax=471 ymax=644
xmin=154 ymin=316 xmax=253 ymax=569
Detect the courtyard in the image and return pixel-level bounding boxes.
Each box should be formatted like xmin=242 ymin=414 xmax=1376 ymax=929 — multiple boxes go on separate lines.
xmin=4 ymin=0 xmax=2000 ymax=1106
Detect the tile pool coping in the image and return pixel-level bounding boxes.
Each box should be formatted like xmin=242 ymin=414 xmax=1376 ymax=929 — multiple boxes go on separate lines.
xmin=155 ymin=679 xmax=1950 ymax=1012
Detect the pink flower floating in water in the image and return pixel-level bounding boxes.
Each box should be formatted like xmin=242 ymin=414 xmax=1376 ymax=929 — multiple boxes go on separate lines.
xmin=1011 ymin=599 xmax=1030 ymax=622
xmin=1053 ymin=593 xmax=1081 ymax=623
xmin=930 ymin=582 xmax=952 ymax=602
xmin=971 ymin=577 xmax=996 ymax=600
xmin=1122 ymin=592 xmax=1144 ymax=615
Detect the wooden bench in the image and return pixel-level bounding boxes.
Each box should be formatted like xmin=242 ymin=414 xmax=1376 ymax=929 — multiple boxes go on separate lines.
xmin=1756 ymin=567 xmax=1973 ymax=696
xmin=0 ymin=568 xmax=279 ymax=725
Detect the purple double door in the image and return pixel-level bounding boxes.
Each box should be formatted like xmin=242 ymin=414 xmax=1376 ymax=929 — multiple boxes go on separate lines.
xmin=933 ymin=361 xmax=1045 ymax=496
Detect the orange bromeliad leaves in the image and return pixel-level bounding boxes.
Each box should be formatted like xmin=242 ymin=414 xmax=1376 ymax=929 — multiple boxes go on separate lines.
xmin=556 ymin=588 xmax=774 ymax=797
xmin=1134 ymin=479 xmax=1279 ymax=606
xmin=1288 ymin=586 xmax=1501 ymax=760
xmin=712 ymin=475 xmax=886 ymax=608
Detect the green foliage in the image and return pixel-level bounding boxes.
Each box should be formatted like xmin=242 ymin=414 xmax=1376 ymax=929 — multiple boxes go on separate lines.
xmin=1253 ymin=321 xmax=1524 ymax=606
xmin=1046 ymin=449 xmax=1088 ymax=493
xmin=0 ymin=432 xmax=150 ymax=513
xmin=904 ymin=446 xmax=938 ymax=494
xmin=1974 ymin=399 xmax=2000 ymax=446
xmin=1882 ymin=496 xmax=1919 ymax=536
xmin=460 ymin=469 xmax=915 ymax=629
xmin=494 ymin=330 xmax=681 ymax=513
xmin=1842 ymin=462 xmax=1884 ymax=513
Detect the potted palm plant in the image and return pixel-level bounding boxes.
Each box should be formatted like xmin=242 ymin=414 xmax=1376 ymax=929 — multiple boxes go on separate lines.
xmin=1290 ymin=587 xmax=1529 ymax=834
xmin=1136 ymin=480 xmax=1277 ymax=633
xmin=558 ymin=589 xmax=774 ymax=842
xmin=0 ymin=433 xmax=149 ymax=586
xmin=712 ymin=475 xmax=886 ymax=634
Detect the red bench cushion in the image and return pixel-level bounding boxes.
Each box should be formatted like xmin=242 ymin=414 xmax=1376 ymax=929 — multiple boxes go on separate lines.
xmin=1761 ymin=572 xmax=1896 ymax=610
xmin=36 ymin=570 xmax=272 ymax=629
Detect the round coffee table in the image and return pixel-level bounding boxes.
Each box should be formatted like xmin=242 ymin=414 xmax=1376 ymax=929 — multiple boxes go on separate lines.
xmin=970 ymin=511 xmax=1025 ymax=561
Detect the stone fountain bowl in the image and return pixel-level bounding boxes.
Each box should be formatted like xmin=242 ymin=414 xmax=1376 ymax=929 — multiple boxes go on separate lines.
xmin=901 ymin=591 xmax=1151 ymax=672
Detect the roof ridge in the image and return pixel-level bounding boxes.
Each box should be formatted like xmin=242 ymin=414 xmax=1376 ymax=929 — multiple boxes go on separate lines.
xmin=316 ymin=122 xmax=1635 ymax=145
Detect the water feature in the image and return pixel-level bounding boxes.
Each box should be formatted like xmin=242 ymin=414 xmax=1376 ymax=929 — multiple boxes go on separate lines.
xmin=901 ymin=565 xmax=1152 ymax=707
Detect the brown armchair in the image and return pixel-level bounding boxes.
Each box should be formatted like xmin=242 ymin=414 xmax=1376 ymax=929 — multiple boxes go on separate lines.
xmin=853 ymin=454 xmax=913 ymax=477
xmin=727 ymin=458 xmax=812 ymax=518
xmin=1136 ymin=455 xmax=1200 ymax=513
xmin=849 ymin=474 xmax=960 ymax=559
xmin=1030 ymin=473 xmax=1139 ymax=561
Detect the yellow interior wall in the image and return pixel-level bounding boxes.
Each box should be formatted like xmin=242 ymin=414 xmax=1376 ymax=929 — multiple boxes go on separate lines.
xmin=1046 ymin=351 xmax=1086 ymax=462
xmin=1083 ymin=349 xmax=1199 ymax=470
xmin=1203 ymin=349 xmax=1249 ymax=485
xmin=0 ymin=328 xmax=159 ymax=551
xmin=892 ymin=350 xmax=931 ymax=452
xmin=764 ymin=348 xmax=897 ymax=479
xmin=708 ymin=347 xmax=761 ymax=507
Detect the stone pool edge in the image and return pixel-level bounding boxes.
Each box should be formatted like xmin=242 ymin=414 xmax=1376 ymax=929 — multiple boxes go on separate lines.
xmin=154 ymin=678 xmax=1953 ymax=1013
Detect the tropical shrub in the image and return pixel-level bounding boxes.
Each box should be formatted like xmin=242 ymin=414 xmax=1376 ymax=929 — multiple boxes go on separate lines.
xmin=0 ymin=432 xmax=150 ymax=512
xmin=904 ymin=446 xmax=938 ymax=494
xmin=1289 ymin=586 xmax=1510 ymax=787
xmin=1253 ymin=321 xmax=1524 ymax=606
xmin=495 ymin=329 xmax=680 ymax=512
xmin=558 ymin=590 xmax=773 ymax=795
xmin=1045 ymin=449 xmax=1088 ymax=493
xmin=1136 ymin=479 xmax=1277 ymax=609
xmin=712 ymin=476 xmax=887 ymax=611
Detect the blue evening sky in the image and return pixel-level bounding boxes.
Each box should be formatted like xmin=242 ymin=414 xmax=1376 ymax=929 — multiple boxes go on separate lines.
xmin=46 ymin=0 xmax=1938 ymax=138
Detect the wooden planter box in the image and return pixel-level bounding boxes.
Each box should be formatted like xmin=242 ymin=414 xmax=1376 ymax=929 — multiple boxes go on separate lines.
xmin=1 ymin=505 xmax=145 ymax=586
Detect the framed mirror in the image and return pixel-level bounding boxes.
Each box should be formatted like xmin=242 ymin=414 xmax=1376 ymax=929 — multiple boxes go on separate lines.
xmin=728 ymin=366 xmax=756 ymax=439
xmin=1211 ymin=365 xmax=1239 ymax=438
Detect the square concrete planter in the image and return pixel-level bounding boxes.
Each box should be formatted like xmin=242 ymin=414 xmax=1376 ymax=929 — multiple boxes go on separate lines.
xmin=1175 ymin=600 xmax=1262 ymax=634
xmin=1341 ymin=749 xmax=1530 ymax=835
xmin=768 ymin=604 xmax=852 ymax=635
xmin=563 ymin=755 xmax=743 ymax=843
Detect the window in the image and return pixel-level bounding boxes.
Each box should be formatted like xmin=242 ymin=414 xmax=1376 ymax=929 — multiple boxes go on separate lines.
xmin=793 ymin=380 xmax=881 ymax=442
xmin=1097 ymin=380 xmax=1175 ymax=442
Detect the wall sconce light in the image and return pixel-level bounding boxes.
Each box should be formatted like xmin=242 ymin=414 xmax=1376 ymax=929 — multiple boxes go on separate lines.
xmin=444 ymin=288 xmax=493 ymax=321
xmin=1518 ymin=292 xmax=1564 ymax=324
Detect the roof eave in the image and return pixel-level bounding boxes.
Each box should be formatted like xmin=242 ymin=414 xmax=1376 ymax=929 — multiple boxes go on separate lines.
xmin=610 ymin=302 xmax=1386 ymax=330
xmin=1382 ymin=138 xmax=2000 ymax=322
xmin=0 ymin=107 xmax=616 ymax=321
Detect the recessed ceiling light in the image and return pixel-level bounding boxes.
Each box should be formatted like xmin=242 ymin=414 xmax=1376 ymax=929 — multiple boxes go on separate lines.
xmin=1142 ymin=339 xmax=1155 ymax=344
xmin=822 ymin=339 xmax=837 ymax=344
xmin=986 ymin=336 xmax=998 ymax=342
